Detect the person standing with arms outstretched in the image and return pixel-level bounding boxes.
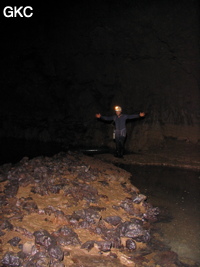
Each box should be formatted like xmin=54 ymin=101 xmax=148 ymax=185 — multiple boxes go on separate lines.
xmin=96 ymin=106 xmax=145 ymax=158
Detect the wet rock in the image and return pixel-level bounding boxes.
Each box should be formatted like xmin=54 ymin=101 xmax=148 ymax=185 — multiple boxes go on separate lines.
xmin=47 ymin=244 xmax=64 ymax=261
xmin=2 ymin=251 xmax=22 ymax=267
xmin=14 ymin=226 xmax=33 ymax=238
xmin=48 ymin=184 xmax=63 ymax=194
xmin=6 ymin=164 xmax=34 ymax=186
xmin=134 ymin=230 xmax=151 ymax=243
xmin=81 ymin=240 xmax=95 ymax=251
xmin=30 ymin=245 xmax=40 ymax=256
xmin=95 ymin=227 xmax=102 ymax=235
xmin=33 ymin=229 xmax=57 ymax=248
xmin=118 ymin=221 xmax=150 ymax=242
xmin=68 ymin=213 xmax=80 ymax=225
xmin=132 ymin=193 xmax=147 ymax=204
xmin=40 ymin=206 xmax=68 ymax=223
xmin=34 ymin=166 xmax=49 ymax=179
xmin=77 ymin=220 xmax=91 ymax=229
xmin=77 ymin=171 xmax=97 ymax=182
xmin=31 ymin=184 xmax=49 ymax=196
xmin=53 ymin=226 xmax=80 ymax=246
xmin=17 ymin=197 xmax=38 ymax=213
xmin=142 ymin=202 xmax=160 ymax=222
xmin=0 ymin=219 xmax=13 ymax=231
xmin=98 ymin=228 xmax=121 ymax=249
xmin=25 ymin=252 xmax=51 ymax=267
xmin=54 ymin=210 xmax=68 ymax=222
xmin=23 ymin=200 xmax=38 ymax=211
xmin=18 ymin=173 xmax=35 ymax=186
xmin=126 ymin=239 xmax=136 ymax=250
xmin=96 ymin=241 xmax=112 ymax=252
xmin=53 ymin=226 xmax=76 ymax=236
xmin=4 ymin=181 xmax=19 ymax=198
xmin=120 ymin=198 xmax=142 ymax=216
xmin=104 ymin=216 xmax=122 ymax=226
xmin=72 ymin=207 xmax=102 ymax=226
xmin=7 ymin=236 xmax=21 ymax=246
xmin=109 ymin=238 xmax=122 ymax=249
xmin=39 ymin=207 xmax=53 ymax=216
xmin=3 ymin=210 xmax=23 ymax=221
xmin=64 ymin=183 xmax=99 ymax=203
xmin=130 ymin=218 xmax=143 ymax=225
xmin=17 ymin=251 xmax=27 ymax=261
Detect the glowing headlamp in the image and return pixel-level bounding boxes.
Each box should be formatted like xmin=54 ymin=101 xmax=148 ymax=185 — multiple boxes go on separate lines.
xmin=114 ymin=106 xmax=122 ymax=112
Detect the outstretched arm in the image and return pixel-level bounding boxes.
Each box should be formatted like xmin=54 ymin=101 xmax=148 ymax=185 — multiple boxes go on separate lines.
xmin=95 ymin=114 xmax=115 ymax=121
xmin=126 ymin=112 xmax=145 ymax=119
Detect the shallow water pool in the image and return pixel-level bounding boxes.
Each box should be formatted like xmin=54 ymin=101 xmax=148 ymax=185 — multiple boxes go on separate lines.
xmin=120 ymin=164 xmax=200 ymax=263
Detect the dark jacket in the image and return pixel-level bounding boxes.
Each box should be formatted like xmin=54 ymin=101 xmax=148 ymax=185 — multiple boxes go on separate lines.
xmin=101 ymin=113 xmax=139 ymax=137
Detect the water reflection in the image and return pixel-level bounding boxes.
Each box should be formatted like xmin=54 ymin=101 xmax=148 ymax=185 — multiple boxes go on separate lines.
xmin=119 ymin=164 xmax=200 ymax=262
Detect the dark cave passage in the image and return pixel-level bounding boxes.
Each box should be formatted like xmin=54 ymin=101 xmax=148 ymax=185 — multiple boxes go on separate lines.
xmin=0 ymin=138 xmax=64 ymax=165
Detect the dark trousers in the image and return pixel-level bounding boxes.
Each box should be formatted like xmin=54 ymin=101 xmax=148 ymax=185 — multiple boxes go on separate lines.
xmin=115 ymin=135 xmax=126 ymax=157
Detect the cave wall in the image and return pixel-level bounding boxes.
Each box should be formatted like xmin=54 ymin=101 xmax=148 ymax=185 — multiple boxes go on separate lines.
xmin=0 ymin=0 xmax=199 ymax=151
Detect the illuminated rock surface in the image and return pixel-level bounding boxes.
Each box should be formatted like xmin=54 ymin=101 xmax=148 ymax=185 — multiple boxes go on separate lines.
xmin=0 ymin=152 xmax=198 ymax=266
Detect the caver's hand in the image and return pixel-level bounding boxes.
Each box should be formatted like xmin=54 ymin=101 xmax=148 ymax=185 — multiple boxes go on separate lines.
xmin=139 ymin=112 xmax=145 ymax=117
xmin=95 ymin=113 xmax=101 ymax=118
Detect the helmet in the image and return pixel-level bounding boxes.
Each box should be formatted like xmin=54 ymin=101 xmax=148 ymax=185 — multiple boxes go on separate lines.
xmin=114 ymin=106 xmax=122 ymax=112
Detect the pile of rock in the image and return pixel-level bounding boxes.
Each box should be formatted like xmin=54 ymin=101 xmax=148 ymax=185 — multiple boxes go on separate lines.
xmin=0 ymin=152 xmax=189 ymax=266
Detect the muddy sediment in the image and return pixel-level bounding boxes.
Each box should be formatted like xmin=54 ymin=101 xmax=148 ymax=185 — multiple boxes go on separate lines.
xmin=0 ymin=152 xmax=198 ymax=266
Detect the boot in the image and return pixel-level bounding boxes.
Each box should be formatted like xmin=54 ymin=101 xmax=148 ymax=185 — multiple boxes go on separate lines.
xmin=120 ymin=147 xmax=124 ymax=158
xmin=118 ymin=147 xmax=123 ymax=158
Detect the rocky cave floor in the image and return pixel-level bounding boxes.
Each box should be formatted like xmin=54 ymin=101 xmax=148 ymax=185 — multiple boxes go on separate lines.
xmin=0 ymin=140 xmax=199 ymax=267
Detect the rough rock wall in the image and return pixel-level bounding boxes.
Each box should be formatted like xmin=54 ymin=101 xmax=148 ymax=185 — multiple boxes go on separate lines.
xmin=0 ymin=1 xmax=199 ymax=150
